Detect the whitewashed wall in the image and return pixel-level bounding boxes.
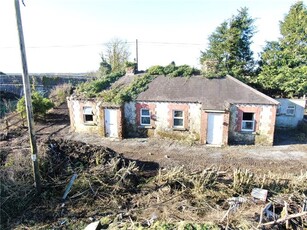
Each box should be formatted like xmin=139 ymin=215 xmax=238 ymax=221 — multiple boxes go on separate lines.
xmin=276 ymin=99 xmax=306 ymax=128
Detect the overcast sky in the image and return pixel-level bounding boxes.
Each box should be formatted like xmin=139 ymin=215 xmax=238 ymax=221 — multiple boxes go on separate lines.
xmin=0 ymin=0 xmax=301 ymax=73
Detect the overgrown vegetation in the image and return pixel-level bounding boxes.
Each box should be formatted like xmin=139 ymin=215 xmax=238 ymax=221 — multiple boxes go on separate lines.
xmin=16 ymin=91 xmax=54 ymax=119
xmin=49 ymin=83 xmax=73 ymax=106
xmin=76 ymin=71 xmax=124 ymax=98
xmin=1 ymin=139 xmax=306 ymax=229
xmin=101 ymin=74 xmax=155 ymax=104
xmin=147 ymin=62 xmax=200 ymax=77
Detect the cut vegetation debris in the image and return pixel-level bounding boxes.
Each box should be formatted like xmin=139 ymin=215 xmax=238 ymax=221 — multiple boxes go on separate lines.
xmin=0 ymin=138 xmax=306 ymax=229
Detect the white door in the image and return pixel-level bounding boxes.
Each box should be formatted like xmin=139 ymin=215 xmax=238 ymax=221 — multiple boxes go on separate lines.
xmin=104 ymin=109 xmax=118 ymax=138
xmin=207 ymin=113 xmax=224 ymax=145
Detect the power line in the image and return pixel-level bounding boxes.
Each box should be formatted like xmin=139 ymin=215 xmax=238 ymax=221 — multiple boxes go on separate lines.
xmin=0 ymin=41 xmax=206 ymax=49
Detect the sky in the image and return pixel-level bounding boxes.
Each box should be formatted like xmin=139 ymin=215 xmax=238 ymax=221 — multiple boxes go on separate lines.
xmin=0 ymin=0 xmax=302 ymax=74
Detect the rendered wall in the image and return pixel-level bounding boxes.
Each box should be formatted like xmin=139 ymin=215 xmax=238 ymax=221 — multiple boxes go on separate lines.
xmin=228 ymin=104 xmax=277 ymax=145
xmin=67 ymin=98 xmax=123 ymax=138
xmin=275 ymin=99 xmax=305 ymax=128
xmin=124 ymin=101 xmax=202 ymax=141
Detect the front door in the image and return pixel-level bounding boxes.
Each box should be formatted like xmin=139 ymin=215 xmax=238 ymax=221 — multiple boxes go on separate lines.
xmin=207 ymin=113 xmax=224 ymax=145
xmin=104 ymin=109 xmax=118 ymax=138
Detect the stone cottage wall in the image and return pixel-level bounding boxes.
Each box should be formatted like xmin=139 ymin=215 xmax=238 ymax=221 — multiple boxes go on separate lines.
xmin=67 ymin=98 xmax=101 ymax=134
xmin=124 ymin=101 xmax=202 ymax=141
xmin=228 ymin=104 xmax=277 ymax=145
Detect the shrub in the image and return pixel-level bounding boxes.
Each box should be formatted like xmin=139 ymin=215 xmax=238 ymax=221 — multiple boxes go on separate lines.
xmin=147 ymin=65 xmax=165 ymax=75
xmin=16 ymin=91 xmax=54 ymax=119
xmin=49 ymin=83 xmax=73 ymax=106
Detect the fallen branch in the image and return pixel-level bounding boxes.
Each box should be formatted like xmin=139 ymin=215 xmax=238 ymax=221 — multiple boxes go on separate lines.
xmin=260 ymin=211 xmax=307 ymax=227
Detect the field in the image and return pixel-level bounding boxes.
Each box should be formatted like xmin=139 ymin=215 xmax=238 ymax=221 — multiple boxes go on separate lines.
xmin=0 ymin=103 xmax=306 ymax=229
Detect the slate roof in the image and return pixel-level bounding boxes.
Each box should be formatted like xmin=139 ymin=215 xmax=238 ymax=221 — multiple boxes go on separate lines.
xmin=137 ymin=75 xmax=278 ymax=110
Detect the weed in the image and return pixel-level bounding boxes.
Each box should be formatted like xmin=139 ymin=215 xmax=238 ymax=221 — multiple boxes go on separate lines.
xmin=49 ymin=83 xmax=73 ymax=106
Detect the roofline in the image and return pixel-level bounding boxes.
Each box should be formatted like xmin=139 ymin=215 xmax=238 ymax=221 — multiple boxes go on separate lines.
xmin=136 ymin=99 xmax=201 ymax=104
xmin=226 ymin=75 xmax=279 ymax=105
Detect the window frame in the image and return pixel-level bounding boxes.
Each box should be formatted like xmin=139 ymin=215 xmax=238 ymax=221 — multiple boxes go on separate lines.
xmin=241 ymin=112 xmax=255 ymax=132
xmin=83 ymin=106 xmax=94 ymax=123
xmin=140 ymin=108 xmax=151 ymax=126
xmin=286 ymin=105 xmax=295 ymax=116
xmin=173 ymin=110 xmax=184 ymax=128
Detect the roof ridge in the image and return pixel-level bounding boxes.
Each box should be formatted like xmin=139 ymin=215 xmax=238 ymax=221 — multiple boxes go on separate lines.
xmin=226 ymin=75 xmax=279 ymax=105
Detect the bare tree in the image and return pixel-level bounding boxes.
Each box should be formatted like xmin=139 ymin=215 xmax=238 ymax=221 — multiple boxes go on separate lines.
xmin=102 ymin=38 xmax=130 ymax=73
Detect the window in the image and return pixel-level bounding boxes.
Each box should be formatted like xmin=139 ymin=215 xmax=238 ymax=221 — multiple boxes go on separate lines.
xmin=241 ymin=112 xmax=254 ymax=131
xmin=83 ymin=106 xmax=93 ymax=122
xmin=286 ymin=105 xmax=295 ymax=116
xmin=173 ymin=110 xmax=184 ymax=128
xmin=140 ymin=109 xmax=150 ymax=125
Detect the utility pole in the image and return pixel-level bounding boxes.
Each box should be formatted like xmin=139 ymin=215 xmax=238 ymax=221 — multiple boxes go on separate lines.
xmin=135 ymin=39 xmax=138 ymax=72
xmin=15 ymin=0 xmax=41 ymax=193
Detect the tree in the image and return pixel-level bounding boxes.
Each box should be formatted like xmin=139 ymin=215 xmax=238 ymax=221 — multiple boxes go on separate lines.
xmin=200 ymin=7 xmax=256 ymax=79
xmin=98 ymin=55 xmax=112 ymax=76
xmin=100 ymin=38 xmax=130 ymax=74
xmin=256 ymin=1 xmax=307 ymax=98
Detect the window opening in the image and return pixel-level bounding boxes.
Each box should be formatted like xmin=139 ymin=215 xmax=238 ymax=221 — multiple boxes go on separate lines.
xmin=83 ymin=106 xmax=93 ymax=122
xmin=173 ymin=110 xmax=184 ymax=128
xmin=286 ymin=105 xmax=295 ymax=116
xmin=241 ymin=112 xmax=254 ymax=131
xmin=140 ymin=109 xmax=150 ymax=125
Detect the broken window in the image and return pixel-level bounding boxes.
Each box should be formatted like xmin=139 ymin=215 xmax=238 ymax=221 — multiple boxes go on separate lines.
xmin=83 ymin=106 xmax=93 ymax=123
xmin=241 ymin=112 xmax=254 ymax=131
xmin=140 ymin=109 xmax=150 ymax=125
xmin=173 ymin=110 xmax=184 ymax=128
xmin=286 ymin=105 xmax=295 ymax=116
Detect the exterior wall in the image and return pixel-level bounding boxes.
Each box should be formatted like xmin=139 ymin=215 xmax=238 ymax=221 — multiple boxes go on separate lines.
xmin=228 ymin=104 xmax=277 ymax=145
xmin=125 ymin=101 xmax=202 ymax=141
xmin=67 ymin=98 xmax=123 ymax=139
xmin=67 ymin=98 xmax=101 ymax=134
xmin=275 ymin=99 xmax=306 ymax=128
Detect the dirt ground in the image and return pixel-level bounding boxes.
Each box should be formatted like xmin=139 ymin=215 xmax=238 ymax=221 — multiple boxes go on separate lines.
xmin=1 ymin=103 xmax=307 ymax=229
xmin=1 ymin=103 xmax=306 ymax=175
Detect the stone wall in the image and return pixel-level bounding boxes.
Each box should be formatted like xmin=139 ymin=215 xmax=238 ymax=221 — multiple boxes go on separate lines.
xmin=228 ymin=104 xmax=277 ymax=145
xmin=124 ymin=101 xmax=202 ymax=141
xmin=0 ymin=74 xmax=91 ymax=97
xmin=67 ymin=98 xmax=123 ymax=139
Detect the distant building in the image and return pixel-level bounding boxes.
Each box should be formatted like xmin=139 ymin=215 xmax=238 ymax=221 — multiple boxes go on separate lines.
xmin=275 ymin=98 xmax=306 ymax=128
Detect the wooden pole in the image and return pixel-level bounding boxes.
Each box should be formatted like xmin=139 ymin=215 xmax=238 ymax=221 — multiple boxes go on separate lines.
xmin=135 ymin=39 xmax=138 ymax=72
xmin=14 ymin=0 xmax=41 ymax=193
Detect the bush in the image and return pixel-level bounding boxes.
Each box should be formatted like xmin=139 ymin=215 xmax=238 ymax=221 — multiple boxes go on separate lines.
xmin=147 ymin=63 xmax=200 ymax=77
xmin=49 ymin=83 xmax=73 ymax=106
xmin=16 ymin=91 xmax=54 ymax=119
xmin=147 ymin=65 xmax=165 ymax=75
